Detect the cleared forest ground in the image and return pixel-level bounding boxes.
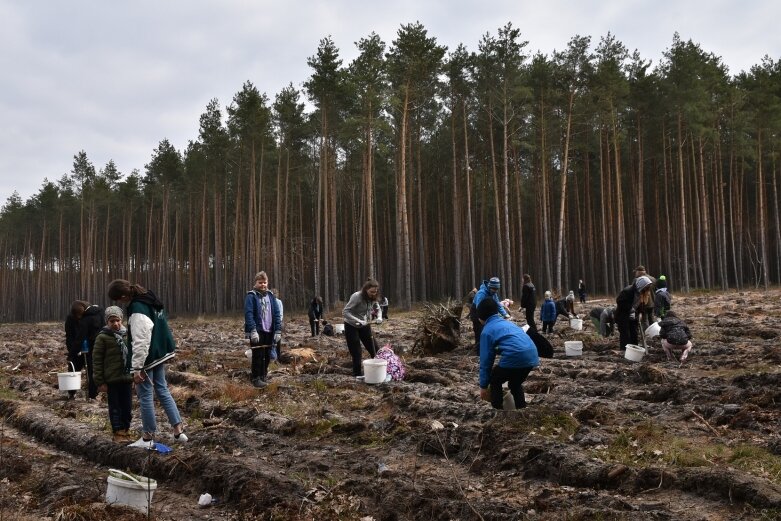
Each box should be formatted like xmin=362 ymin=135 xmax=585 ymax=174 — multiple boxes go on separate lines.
xmin=2 ymin=289 xmax=781 ymax=520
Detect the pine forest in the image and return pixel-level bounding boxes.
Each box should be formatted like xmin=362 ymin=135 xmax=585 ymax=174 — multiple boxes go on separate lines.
xmin=2 ymin=24 xmax=781 ymax=322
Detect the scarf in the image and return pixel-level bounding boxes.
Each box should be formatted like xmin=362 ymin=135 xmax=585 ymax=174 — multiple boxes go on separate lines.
xmin=102 ymin=325 xmax=130 ymax=368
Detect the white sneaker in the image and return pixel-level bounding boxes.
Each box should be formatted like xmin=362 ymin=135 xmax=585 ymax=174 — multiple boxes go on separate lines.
xmin=129 ymin=437 xmax=155 ymax=449
xmin=173 ymin=432 xmax=188 ymax=444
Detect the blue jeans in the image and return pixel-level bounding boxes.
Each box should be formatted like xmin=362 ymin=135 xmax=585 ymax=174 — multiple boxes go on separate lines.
xmin=136 ymin=364 xmax=182 ymax=436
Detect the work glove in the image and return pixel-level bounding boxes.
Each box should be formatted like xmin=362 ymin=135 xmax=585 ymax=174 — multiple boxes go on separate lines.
xmin=629 ymin=311 xmax=636 ymax=321
xmin=567 ymin=314 xmax=574 ymax=319
xmin=250 ymin=331 xmax=260 ymax=344
xmin=656 ymin=318 xmax=661 ymax=323
xmin=374 ymin=317 xmax=383 ymax=325
xmin=355 ymin=319 xmax=367 ymax=327
xmin=273 ymin=332 xmax=282 ymax=345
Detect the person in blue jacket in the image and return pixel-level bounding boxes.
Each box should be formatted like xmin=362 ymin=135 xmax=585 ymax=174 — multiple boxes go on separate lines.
xmin=477 ymin=298 xmax=540 ymax=410
xmin=540 ymin=291 xmax=557 ymax=334
xmin=244 ymin=271 xmax=282 ymax=388
xmin=470 ymin=277 xmax=509 ymax=346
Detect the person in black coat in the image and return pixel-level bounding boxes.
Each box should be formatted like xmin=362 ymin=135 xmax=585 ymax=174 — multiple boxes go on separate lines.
xmin=614 ymin=275 xmax=655 ymax=350
xmin=64 ymin=300 xmax=104 ymax=399
xmin=520 ymin=274 xmax=537 ymax=331
xmin=307 ymin=296 xmax=324 ymax=336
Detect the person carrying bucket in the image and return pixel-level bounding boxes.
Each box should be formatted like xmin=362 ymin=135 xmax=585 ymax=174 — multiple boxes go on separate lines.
xmin=343 ymin=278 xmax=382 ymax=377
xmin=64 ymin=300 xmax=103 ymax=400
xmin=614 ymin=275 xmax=655 ymax=350
xmin=476 ymin=298 xmax=539 ymax=410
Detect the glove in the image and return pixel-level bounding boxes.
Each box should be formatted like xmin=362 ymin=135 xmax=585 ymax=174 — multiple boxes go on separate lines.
xmin=629 ymin=311 xmax=636 ymax=321
xmin=656 ymin=318 xmax=661 ymax=323
xmin=504 ymin=315 xmax=511 ymax=320
xmin=273 ymin=332 xmax=281 ymax=345
xmin=568 ymin=314 xmax=574 ymax=319
xmin=374 ymin=317 xmax=383 ymax=324
xmin=355 ymin=319 xmax=367 ymax=327
xmin=250 ymin=331 xmax=259 ymax=344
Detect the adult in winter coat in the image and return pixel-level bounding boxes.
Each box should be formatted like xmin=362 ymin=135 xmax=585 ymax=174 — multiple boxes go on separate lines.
xmin=92 ymin=306 xmax=133 ymax=443
xmin=654 ymin=275 xmax=672 ymax=318
xmin=307 ymin=296 xmax=324 ymax=336
xmin=554 ymin=292 xmax=578 ymax=320
xmin=578 ymin=280 xmax=587 ymax=304
xmin=589 ymin=306 xmax=616 ymax=337
xmin=615 ymin=275 xmax=655 ymax=349
xmin=64 ymin=300 xmax=103 ymax=399
xmin=107 ymin=279 xmax=187 ymax=447
xmin=471 ymin=277 xmax=509 ymax=345
xmin=477 ymin=298 xmax=539 ymax=410
xmin=244 ymin=271 xmax=282 ymax=387
xmin=659 ymin=311 xmax=693 ymax=362
xmin=520 ymin=274 xmax=537 ymax=331
xmin=343 ymin=279 xmax=382 ymax=377
xmin=540 ymin=291 xmax=557 ymax=334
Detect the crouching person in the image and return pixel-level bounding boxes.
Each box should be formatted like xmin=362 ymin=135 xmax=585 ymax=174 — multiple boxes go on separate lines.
xmin=659 ymin=311 xmax=693 ymax=363
xmin=477 ymin=298 xmax=540 ymax=410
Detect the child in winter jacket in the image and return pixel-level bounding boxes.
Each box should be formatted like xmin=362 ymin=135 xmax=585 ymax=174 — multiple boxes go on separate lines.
xmin=540 ymin=291 xmax=557 ymax=334
xmin=93 ymin=306 xmax=133 ymax=443
xmin=659 ymin=311 xmax=693 ymax=363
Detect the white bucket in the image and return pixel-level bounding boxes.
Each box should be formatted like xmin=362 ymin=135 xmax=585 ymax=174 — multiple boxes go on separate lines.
xmin=625 ymin=344 xmax=646 ymax=362
xmin=106 ymin=469 xmax=157 ymax=514
xmin=502 ymin=391 xmax=515 ymax=410
xmin=645 ymin=322 xmax=661 ymax=339
xmin=569 ymin=318 xmax=583 ymax=331
xmin=363 ymin=359 xmax=388 ymax=384
xmin=564 ymin=341 xmax=583 ymax=356
xmin=57 ymin=362 xmax=81 ymax=391
xmin=244 ymin=348 xmax=252 ymax=359
xmin=334 ymin=323 xmax=345 ymax=335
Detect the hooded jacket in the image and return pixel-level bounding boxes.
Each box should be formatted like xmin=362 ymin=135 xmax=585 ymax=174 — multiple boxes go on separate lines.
xmin=64 ymin=304 xmax=104 ymax=357
xmin=473 ymin=281 xmax=509 ymax=319
xmin=127 ymin=290 xmax=176 ymax=371
xmin=93 ymin=327 xmax=133 ymax=385
xmin=479 ymin=315 xmax=539 ymax=388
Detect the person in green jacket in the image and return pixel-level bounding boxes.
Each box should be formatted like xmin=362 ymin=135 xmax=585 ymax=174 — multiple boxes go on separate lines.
xmin=107 ymin=279 xmax=187 ymax=447
xmin=93 ymin=306 xmax=133 ymax=443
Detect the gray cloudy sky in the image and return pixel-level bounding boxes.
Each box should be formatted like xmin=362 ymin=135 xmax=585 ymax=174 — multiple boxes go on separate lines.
xmin=1 ymin=0 xmax=778 ymax=204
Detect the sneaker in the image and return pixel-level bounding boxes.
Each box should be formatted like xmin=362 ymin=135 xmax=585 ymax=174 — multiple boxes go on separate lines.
xmin=173 ymin=432 xmax=188 ymax=443
xmin=129 ymin=437 xmax=155 ymax=449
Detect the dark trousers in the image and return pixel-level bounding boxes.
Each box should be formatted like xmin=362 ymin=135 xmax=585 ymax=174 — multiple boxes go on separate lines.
xmin=107 ymin=381 xmax=133 ymax=432
xmin=616 ymin=317 xmax=638 ymax=350
xmin=309 ymin=318 xmax=321 ymax=336
xmin=490 ymin=366 xmax=534 ymax=409
xmin=345 ymin=323 xmax=377 ymax=376
xmin=67 ymin=350 xmax=98 ymax=399
xmin=525 ymin=307 xmax=537 ymax=331
xmin=381 ymin=305 xmax=389 ymax=319
xmin=251 ymin=331 xmax=274 ymax=380
xmin=542 ymin=321 xmax=555 ymax=334
xmin=472 ymin=316 xmax=484 ymax=345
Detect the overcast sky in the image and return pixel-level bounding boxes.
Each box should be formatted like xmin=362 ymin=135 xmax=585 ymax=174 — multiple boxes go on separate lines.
xmin=1 ymin=0 xmax=779 ymax=204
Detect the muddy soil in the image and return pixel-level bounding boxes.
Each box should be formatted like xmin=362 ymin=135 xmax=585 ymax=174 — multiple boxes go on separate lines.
xmin=1 ymin=290 xmax=781 ymax=520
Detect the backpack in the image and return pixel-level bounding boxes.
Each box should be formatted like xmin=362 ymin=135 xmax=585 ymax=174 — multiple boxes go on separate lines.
xmin=375 ymin=344 xmax=405 ymax=381
xmin=323 ymin=323 xmax=334 ymax=336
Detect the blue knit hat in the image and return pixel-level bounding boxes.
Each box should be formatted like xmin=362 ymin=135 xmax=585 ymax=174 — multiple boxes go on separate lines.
xmin=488 ymin=277 xmax=501 ymax=289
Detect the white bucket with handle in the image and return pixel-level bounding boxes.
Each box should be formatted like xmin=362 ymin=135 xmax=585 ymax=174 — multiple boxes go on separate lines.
xmin=57 ymin=362 xmax=81 ymax=391
xmin=334 ymin=323 xmax=345 ymax=335
xmin=645 ymin=321 xmax=661 ymax=339
xmin=363 ymin=359 xmax=388 ymax=384
xmin=625 ymin=344 xmax=646 ymax=362
xmin=106 ymin=469 xmax=157 ymax=514
xmin=569 ymin=318 xmax=583 ymax=330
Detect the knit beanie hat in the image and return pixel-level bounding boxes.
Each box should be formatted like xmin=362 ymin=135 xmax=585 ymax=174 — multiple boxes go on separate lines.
xmin=105 ymin=305 xmax=123 ymax=321
xmin=477 ymin=298 xmax=499 ymax=321
xmin=488 ymin=277 xmax=501 ymax=289
xmin=544 ymin=290 xmax=552 ymax=299
xmin=566 ymin=291 xmax=575 ymax=302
